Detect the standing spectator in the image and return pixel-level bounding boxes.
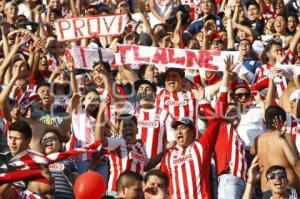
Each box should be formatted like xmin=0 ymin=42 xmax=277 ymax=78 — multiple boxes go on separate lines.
xmin=156 ymin=68 xmax=196 ymax=121
xmin=41 ymin=128 xmax=78 ymax=199
xmin=161 ymin=116 xmax=221 ymax=198
xmin=134 ymin=79 xmax=175 ymax=158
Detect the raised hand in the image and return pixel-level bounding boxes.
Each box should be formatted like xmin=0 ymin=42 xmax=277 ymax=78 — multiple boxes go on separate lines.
xmin=247 ymin=155 xmax=262 ymax=185
xmin=99 ymin=97 xmax=110 ymax=115
xmin=272 ymin=115 xmax=287 ymax=139
xmin=224 ymin=5 xmax=232 ymax=19
xmin=171 ymin=32 xmax=181 ymax=45
xmin=224 ymin=55 xmax=237 ymax=72
xmin=14 ymin=30 xmax=32 ymax=47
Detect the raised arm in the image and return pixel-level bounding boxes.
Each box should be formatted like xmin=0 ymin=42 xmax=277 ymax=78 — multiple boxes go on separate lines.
xmin=0 ymin=32 xmax=31 ymax=83
xmin=242 ymin=155 xmax=262 ymax=199
xmin=225 ymin=6 xmax=234 ymax=49
xmin=264 ymin=74 xmax=275 ymax=111
xmin=1 ymin=27 xmax=9 ymax=58
xmin=100 ymin=68 xmax=126 ymax=108
xmin=140 ymin=12 xmax=157 ymax=46
xmin=273 ymin=117 xmax=300 ymax=177
xmin=0 ymin=61 xmax=26 ymax=122
xmin=95 ymin=98 xmax=110 ymax=147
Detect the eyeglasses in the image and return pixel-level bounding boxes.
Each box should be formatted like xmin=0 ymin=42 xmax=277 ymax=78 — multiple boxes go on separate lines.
xmin=267 ymin=172 xmax=287 ymax=180
xmin=41 ymin=136 xmax=59 ymax=145
xmin=234 ymin=93 xmax=251 ymax=99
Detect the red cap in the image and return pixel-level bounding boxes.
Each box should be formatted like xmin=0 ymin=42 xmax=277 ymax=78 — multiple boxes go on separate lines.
xmin=229 ymin=79 xmax=250 ymax=92
xmin=209 ymin=32 xmax=223 ymax=41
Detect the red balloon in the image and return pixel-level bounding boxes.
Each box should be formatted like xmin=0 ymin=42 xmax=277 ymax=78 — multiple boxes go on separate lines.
xmin=74 ymin=171 xmax=107 ymax=199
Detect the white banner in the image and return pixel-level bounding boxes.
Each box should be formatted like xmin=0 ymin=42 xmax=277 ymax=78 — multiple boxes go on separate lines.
xmin=116 ymin=45 xmax=239 ymax=71
xmin=69 ymin=47 xmax=115 ymax=70
xmin=56 ymin=14 xmax=127 ymax=41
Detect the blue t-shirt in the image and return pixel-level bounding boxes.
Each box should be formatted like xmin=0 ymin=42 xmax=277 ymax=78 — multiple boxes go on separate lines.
xmin=185 ymin=15 xmax=224 ymax=36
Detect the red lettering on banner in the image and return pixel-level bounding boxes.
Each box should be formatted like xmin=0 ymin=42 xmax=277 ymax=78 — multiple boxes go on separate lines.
xmin=186 ymin=50 xmax=202 ymax=67
xmin=118 ymin=45 xmax=132 ymax=63
xmin=167 ymin=48 xmax=186 ymax=65
xmin=117 ymin=15 xmax=123 ymax=33
xmin=58 ymin=20 xmax=70 ymax=40
xmin=103 ymin=16 xmax=116 ymax=33
xmin=202 ymin=51 xmax=220 ymax=70
xmin=87 ymin=18 xmax=100 ymax=36
xmin=73 ymin=19 xmax=85 ymax=38
xmin=133 ymin=46 xmax=150 ymax=62
xmin=152 ymin=48 xmax=168 ymax=64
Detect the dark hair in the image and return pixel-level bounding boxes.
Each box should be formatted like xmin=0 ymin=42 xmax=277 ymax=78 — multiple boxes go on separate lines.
xmin=93 ymin=61 xmax=111 ymax=73
xmin=144 ymin=170 xmax=169 ymax=187
xmin=42 ymin=128 xmax=62 ymax=143
xmin=117 ymin=171 xmax=143 ymax=192
xmin=116 ymin=114 xmax=137 ymax=126
xmin=264 ymin=106 xmax=286 ymax=129
xmin=41 ymin=128 xmax=63 ymax=151
xmin=138 ymin=64 xmax=149 ymax=79
xmin=287 ymin=12 xmax=299 ymax=23
xmin=246 ymin=0 xmax=259 ymax=10
xmin=266 ymin=165 xmax=286 ymax=178
xmin=260 ymin=40 xmax=282 ymax=64
xmin=36 ymin=81 xmax=50 ymax=92
xmin=9 ymin=120 xmax=32 ymax=140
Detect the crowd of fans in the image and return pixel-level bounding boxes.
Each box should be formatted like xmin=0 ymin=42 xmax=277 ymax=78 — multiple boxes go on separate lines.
xmin=0 ymin=0 xmax=299 ymax=198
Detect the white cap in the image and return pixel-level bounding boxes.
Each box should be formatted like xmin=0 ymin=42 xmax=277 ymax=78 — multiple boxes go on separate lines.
xmin=184 ymin=73 xmax=194 ymax=84
xmin=289 ymin=89 xmax=300 ymax=102
xmin=4 ymin=2 xmax=17 ymax=10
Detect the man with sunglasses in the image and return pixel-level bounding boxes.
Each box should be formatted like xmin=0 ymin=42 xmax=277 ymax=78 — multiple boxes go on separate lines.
xmin=242 ymin=160 xmax=298 ymax=199
xmin=265 ymin=166 xmax=298 ymax=199
xmin=231 ymin=79 xmax=265 ymax=166
xmin=251 ymin=106 xmax=300 ymax=195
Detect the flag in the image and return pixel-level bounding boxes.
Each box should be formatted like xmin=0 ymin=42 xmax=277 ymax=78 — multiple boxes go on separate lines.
xmin=9 ymin=141 xmax=102 ymax=170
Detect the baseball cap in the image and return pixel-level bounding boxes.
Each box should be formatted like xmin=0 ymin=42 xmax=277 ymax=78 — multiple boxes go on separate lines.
xmin=230 ymin=79 xmax=250 ymax=92
xmin=4 ymin=2 xmax=17 ymax=10
xmin=165 ymin=67 xmax=185 ymax=78
xmin=184 ymin=73 xmax=194 ymax=85
xmin=171 ymin=118 xmax=194 ymax=129
xmin=289 ymin=89 xmax=300 ymax=102
xmin=134 ymin=79 xmax=156 ymax=93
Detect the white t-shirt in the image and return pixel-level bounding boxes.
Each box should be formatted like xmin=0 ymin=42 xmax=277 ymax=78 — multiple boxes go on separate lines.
xmin=237 ymin=102 xmax=265 ymax=148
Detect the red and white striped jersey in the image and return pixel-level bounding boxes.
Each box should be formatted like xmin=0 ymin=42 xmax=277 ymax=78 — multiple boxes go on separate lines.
xmin=67 ymin=112 xmax=96 ymax=162
xmin=253 ymin=63 xmax=288 ymax=100
xmin=161 ymin=119 xmax=221 ymax=199
xmin=155 ymin=89 xmax=196 ymax=121
xmin=286 ymin=113 xmax=300 ymax=153
xmin=12 ymin=188 xmax=46 ymax=199
xmin=98 ymin=88 xmax=134 ymax=125
xmin=253 ymin=50 xmax=296 ymax=99
xmin=215 ymin=123 xmax=247 ymax=181
xmin=134 ymin=106 xmax=175 ymax=158
xmin=106 ymin=136 xmax=148 ymax=192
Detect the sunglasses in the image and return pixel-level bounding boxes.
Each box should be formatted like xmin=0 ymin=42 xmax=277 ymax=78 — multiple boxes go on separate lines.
xmin=267 ymin=172 xmax=287 ymax=180
xmin=234 ymin=93 xmax=251 ymax=99
xmin=41 ymin=136 xmax=59 ymax=145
